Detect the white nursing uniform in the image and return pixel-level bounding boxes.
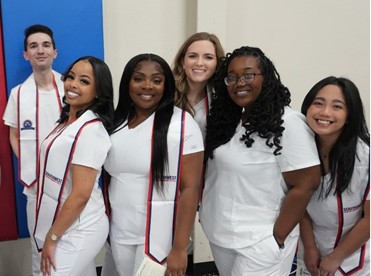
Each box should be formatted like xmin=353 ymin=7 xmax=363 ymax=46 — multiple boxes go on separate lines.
xmin=35 ymin=110 xmax=110 ymax=275
xmin=199 ymin=107 xmax=320 ymax=275
xmin=306 ymin=139 xmax=369 ymax=276
xmin=105 ymin=107 xmax=203 ymax=275
xmin=2 ymin=72 xmax=63 ymax=275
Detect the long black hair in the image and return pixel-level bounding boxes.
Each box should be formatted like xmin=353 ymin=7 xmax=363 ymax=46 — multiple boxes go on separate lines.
xmin=113 ymin=53 xmax=175 ymax=191
xmin=205 ymin=46 xmax=291 ymax=160
xmin=59 ymin=56 xmax=115 ymax=132
xmin=301 ymin=76 xmax=370 ymax=198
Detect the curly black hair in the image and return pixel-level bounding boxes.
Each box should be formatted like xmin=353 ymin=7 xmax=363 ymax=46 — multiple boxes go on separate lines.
xmin=205 ymin=46 xmax=291 ymax=160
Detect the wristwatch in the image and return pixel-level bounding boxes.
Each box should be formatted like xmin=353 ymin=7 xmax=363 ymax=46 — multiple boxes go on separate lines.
xmin=49 ymin=230 xmax=60 ymax=242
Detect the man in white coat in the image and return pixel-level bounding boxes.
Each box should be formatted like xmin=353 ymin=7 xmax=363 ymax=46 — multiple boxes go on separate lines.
xmin=2 ymin=24 xmax=64 ymax=275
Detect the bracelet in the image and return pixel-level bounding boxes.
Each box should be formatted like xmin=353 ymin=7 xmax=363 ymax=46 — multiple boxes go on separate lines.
xmin=48 ymin=229 xmax=60 ymax=242
xmin=273 ymin=233 xmax=285 ymax=249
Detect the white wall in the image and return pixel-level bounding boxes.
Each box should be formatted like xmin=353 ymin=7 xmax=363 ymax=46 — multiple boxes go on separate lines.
xmin=103 ymin=0 xmax=370 ymax=124
xmin=102 ymin=0 xmax=197 ymax=104
xmin=223 ymin=0 xmax=370 ymax=120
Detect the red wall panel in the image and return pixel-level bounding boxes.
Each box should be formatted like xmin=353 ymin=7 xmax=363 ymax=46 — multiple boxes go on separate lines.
xmin=0 ymin=17 xmax=18 ymax=240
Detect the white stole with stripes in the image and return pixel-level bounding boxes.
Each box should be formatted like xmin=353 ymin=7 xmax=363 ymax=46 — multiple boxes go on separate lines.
xmin=145 ymin=111 xmax=186 ymax=264
xmin=17 ymin=71 xmax=63 ymax=187
xmin=33 ymin=111 xmax=100 ymax=251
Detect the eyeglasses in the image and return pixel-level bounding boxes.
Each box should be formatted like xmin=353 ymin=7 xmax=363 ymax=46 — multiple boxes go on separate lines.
xmin=224 ymin=73 xmax=262 ymax=86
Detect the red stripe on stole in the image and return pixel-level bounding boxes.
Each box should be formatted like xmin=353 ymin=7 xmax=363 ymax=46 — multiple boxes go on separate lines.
xmin=145 ymin=111 xmax=186 ymax=264
xmin=145 ymin=120 xmax=156 ymax=262
xmin=338 ymin=243 xmax=366 ymax=275
xmin=172 ymin=111 xmax=186 ymax=242
xmin=334 ymin=192 xmax=343 ymax=248
xmin=53 ymin=119 xmax=101 ymax=221
xmin=335 ymin=172 xmax=369 ymax=275
xmin=34 ymin=124 xmax=63 ymax=252
xmin=338 ymin=166 xmax=369 ymax=275
xmin=199 ymin=95 xmax=208 ymax=201
xmin=34 ymin=118 xmax=101 ymax=247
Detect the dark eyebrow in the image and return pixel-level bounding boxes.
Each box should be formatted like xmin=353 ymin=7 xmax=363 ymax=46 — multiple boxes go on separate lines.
xmin=69 ymin=70 xmax=92 ymax=80
xmin=333 ymin=99 xmax=346 ymax=105
xmin=151 ymin=72 xmax=164 ymax=77
xmin=314 ymin=96 xmax=346 ymax=105
xmin=132 ymin=69 xmax=164 ymax=77
xmin=80 ymin=74 xmax=92 ymax=80
xmin=227 ymin=66 xmax=255 ymax=74
xmin=29 ymin=40 xmax=52 ymax=45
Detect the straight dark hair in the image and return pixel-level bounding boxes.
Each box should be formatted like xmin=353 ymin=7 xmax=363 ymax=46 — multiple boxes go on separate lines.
xmin=113 ymin=53 xmax=176 ymax=191
xmin=24 ymin=24 xmax=56 ymax=50
xmin=59 ymin=56 xmax=115 ymax=132
xmin=301 ymin=76 xmax=370 ymax=198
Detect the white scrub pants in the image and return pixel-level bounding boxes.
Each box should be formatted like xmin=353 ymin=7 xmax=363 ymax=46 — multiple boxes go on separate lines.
xmin=26 ymin=194 xmax=41 ymax=276
xmin=100 ymin=241 xmax=120 ymax=276
xmin=209 ymin=233 xmax=298 ymax=276
xmin=37 ymin=214 xmax=109 ymax=276
xmin=111 ymin=243 xmax=145 ymax=276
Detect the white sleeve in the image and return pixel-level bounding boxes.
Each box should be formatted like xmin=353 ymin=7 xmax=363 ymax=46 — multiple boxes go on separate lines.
xmin=72 ymin=122 xmax=112 ymax=170
xmin=355 ymin=140 xmax=370 ymax=201
xmin=278 ymin=109 xmax=320 ymax=172
xmin=2 ymin=86 xmax=19 ymax=128
xmin=183 ymin=112 xmax=204 ymax=155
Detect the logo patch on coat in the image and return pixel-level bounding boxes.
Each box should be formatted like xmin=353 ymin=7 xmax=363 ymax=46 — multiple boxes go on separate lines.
xmin=21 ymin=119 xmax=35 ymax=130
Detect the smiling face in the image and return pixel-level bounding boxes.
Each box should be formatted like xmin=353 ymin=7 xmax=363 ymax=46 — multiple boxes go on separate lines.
xmin=306 ymin=84 xmax=348 ymax=142
xmin=129 ymin=60 xmax=165 ymax=115
xmin=23 ymin=32 xmax=57 ymax=71
xmin=226 ymin=55 xmax=263 ymax=111
xmin=183 ymin=40 xmax=217 ymax=86
xmin=64 ymin=60 xmax=96 ymax=115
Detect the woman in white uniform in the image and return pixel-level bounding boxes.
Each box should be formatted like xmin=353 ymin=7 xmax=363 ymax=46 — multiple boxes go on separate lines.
xmin=34 ymin=56 xmax=114 ymax=276
xmin=172 ymin=32 xmax=225 ymax=273
xmin=300 ymin=76 xmax=370 ymax=276
xmin=104 ymin=53 xmax=204 ymax=276
xmin=199 ymin=46 xmax=321 ymax=276
xmin=172 ymin=32 xmax=224 ymax=140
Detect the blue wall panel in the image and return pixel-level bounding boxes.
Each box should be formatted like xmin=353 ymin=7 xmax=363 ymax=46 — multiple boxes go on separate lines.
xmin=1 ymin=0 xmax=104 ymax=238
